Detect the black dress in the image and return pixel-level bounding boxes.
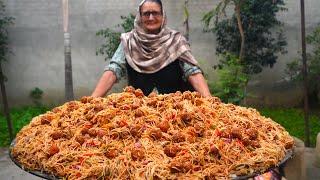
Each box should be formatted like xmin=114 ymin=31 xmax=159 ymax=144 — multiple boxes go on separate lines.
xmin=126 ymin=60 xmax=194 ymax=95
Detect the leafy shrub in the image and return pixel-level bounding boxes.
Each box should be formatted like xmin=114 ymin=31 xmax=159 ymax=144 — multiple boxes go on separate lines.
xmin=203 ymin=0 xmax=287 ymax=75
xmin=209 ymin=53 xmax=249 ymax=105
xmin=30 ymin=87 xmax=43 ymax=106
xmin=96 ymin=14 xmax=135 ymax=60
xmin=286 ymin=26 xmax=320 ymax=106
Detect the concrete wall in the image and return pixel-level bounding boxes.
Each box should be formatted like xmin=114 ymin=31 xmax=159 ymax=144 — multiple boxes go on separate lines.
xmin=1 ymin=0 xmax=319 ymax=107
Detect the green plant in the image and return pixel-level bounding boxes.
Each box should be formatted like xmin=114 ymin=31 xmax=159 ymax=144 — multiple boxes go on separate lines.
xmin=203 ymin=0 xmax=246 ymax=61
xmin=209 ymin=53 xmax=249 ymax=105
xmin=183 ymin=0 xmax=190 ymax=40
xmin=96 ymin=14 xmax=135 ymax=60
xmin=0 ymin=1 xmax=14 ymax=65
xmin=30 ymin=87 xmax=43 ymax=106
xmin=286 ymin=25 xmax=320 ymax=106
xmin=203 ymin=0 xmax=287 ymax=75
xmin=0 ymin=106 xmax=49 ymax=147
xmin=0 ymin=0 xmax=14 ymax=141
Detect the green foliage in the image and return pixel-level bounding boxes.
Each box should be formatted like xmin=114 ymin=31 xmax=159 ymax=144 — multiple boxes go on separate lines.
xmin=0 ymin=1 xmax=14 ymax=62
xmin=183 ymin=0 xmax=190 ymax=39
xmin=286 ymin=25 xmax=320 ymax=106
xmin=203 ymin=0 xmax=287 ymax=74
xmin=259 ymin=108 xmax=320 ymax=147
xmin=306 ymin=27 xmax=320 ymax=84
xmin=202 ymin=0 xmax=237 ymax=30
xmin=30 ymin=87 xmax=44 ymax=106
xmin=0 ymin=1 xmax=14 ymax=80
xmin=183 ymin=2 xmax=189 ymax=22
xmin=0 ymin=106 xmax=49 ymax=147
xmin=96 ymin=14 xmax=135 ymax=60
xmin=209 ymin=53 xmax=249 ymax=105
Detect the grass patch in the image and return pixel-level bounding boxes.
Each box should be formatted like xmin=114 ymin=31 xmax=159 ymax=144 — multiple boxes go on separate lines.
xmin=0 ymin=106 xmax=49 ymax=147
xmin=259 ymin=108 xmax=320 ymax=147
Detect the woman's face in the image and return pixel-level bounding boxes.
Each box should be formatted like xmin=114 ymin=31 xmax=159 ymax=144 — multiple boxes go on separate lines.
xmin=140 ymin=2 xmax=163 ymax=34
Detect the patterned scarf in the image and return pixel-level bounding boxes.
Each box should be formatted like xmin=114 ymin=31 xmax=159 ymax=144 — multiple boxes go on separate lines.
xmin=120 ymin=0 xmax=198 ymax=73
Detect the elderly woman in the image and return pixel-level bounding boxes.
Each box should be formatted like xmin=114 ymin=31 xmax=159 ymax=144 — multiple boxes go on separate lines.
xmin=92 ymin=0 xmax=211 ymax=97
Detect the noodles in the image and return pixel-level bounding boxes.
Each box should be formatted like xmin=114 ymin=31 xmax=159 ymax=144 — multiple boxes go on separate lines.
xmin=11 ymin=86 xmax=294 ymax=179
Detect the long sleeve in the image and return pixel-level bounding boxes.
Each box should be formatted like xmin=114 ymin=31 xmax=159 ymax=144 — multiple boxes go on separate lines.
xmin=179 ymin=52 xmax=203 ymax=80
xmin=103 ymin=43 xmax=127 ymax=82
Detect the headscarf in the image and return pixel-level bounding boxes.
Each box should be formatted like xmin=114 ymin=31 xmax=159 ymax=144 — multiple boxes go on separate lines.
xmin=120 ymin=0 xmax=198 ymax=73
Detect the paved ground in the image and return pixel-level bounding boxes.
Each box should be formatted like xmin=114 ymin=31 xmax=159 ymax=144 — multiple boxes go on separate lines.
xmin=304 ymin=148 xmax=320 ymax=180
xmin=0 ymin=147 xmax=319 ymax=180
xmin=0 ymin=148 xmax=41 ymax=180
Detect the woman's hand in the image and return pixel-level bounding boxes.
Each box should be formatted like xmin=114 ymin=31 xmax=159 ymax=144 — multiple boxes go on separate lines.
xmin=91 ymin=71 xmax=117 ymax=97
xmin=188 ymin=73 xmax=211 ymax=98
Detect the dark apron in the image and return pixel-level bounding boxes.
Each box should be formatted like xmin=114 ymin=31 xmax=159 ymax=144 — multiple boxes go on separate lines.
xmin=126 ymin=60 xmax=194 ymax=95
